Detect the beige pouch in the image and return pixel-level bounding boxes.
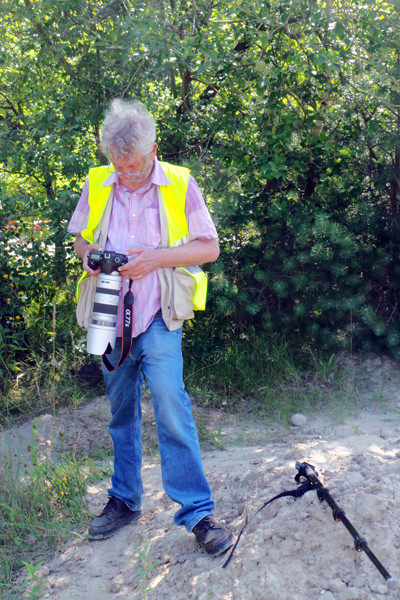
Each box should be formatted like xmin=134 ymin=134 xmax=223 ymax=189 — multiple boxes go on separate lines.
xmin=75 ymin=187 xmax=114 ymax=329
xmin=156 ymin=188 xmax=200 ymax=330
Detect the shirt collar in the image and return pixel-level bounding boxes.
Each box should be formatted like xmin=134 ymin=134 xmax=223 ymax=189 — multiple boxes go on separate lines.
xmin=151 ymin=158 xmax=172 ymax=186
xmin=101 ymin=157 xmax=171 ymax=189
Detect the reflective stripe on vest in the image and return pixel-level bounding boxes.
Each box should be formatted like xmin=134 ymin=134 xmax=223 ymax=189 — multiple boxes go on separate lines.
xmin=76 ymin=162 xmax=207 ymax=310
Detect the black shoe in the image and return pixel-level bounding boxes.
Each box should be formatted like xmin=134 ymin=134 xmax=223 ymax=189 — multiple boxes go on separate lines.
xmin=192 ymin=515 xmax=234 ymax=557
xmin=88 ymin=496 xmax=141 ymax=540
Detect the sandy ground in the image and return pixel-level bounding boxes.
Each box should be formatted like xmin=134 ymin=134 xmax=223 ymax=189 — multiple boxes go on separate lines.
xmin=4 ymin=354 xmax=400 ymax=599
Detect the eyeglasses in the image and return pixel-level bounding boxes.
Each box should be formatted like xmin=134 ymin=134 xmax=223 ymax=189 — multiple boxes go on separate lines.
xmin=107 ymin=164 xmax=145 ymax=178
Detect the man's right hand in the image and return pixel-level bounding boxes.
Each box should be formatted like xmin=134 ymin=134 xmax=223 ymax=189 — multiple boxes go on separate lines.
xmin=74 ymin=234 xmax=102 ymax=276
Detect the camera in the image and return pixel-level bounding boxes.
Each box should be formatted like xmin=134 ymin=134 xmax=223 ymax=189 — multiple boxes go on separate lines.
xmin=87 ymin=250 xmax=128 ymax=274
xmin=86 ymin=250 xmax=128 ymax=356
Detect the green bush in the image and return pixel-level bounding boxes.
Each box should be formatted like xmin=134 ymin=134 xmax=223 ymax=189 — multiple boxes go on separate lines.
xmin=2 ymin=0 xmax=400 ymax=411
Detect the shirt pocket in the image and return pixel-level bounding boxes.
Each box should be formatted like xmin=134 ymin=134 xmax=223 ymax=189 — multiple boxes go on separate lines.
xmin=135 ymin=208 xmax=161 ymax=248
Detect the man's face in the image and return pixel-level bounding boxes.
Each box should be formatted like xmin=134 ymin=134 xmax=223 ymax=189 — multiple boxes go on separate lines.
xmin=111 ymin=144 xmax=157 ymax=188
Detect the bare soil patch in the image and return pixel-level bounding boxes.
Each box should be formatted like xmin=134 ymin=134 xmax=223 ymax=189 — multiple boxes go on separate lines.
xmin=4 ymin=354 xmax=400 ymax=599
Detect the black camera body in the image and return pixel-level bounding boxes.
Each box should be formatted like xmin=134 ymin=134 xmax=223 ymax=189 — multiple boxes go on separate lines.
xmin=87 ymin=250 xmax=128 ymax=274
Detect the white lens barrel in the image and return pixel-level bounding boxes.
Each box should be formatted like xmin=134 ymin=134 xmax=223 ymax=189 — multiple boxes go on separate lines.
xmin=86 ymin=273 xmax=122 ymax=355
xmin=87 ymin=321 xmax=117 ymax=355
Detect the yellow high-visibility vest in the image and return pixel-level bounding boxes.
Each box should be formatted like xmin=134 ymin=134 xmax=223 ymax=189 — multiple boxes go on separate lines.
xmin=76 ymin=161 xmax=207 ymax=310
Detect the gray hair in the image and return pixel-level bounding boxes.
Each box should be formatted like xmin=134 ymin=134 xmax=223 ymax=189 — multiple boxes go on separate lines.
xmin=100 ymin=99 xmax=156 ymax=160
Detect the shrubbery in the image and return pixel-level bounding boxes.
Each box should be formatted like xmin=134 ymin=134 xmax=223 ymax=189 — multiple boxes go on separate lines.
xmin=2 ymin=0 xmax=400 ymax=414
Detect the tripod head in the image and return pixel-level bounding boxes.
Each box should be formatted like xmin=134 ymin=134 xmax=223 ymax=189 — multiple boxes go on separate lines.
xmin=295 ymin=461 xmax=318 ymax=482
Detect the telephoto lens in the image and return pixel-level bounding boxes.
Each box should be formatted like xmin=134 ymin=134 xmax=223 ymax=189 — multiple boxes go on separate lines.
xmin=86 ymin=272 xmax=123 ymax=355
xmin=86 ymin=251 xmax=128 ymax=355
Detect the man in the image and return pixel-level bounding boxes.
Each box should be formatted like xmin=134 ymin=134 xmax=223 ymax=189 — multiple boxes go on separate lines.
xmin=68 ymin=99 xmax=233 ymax=557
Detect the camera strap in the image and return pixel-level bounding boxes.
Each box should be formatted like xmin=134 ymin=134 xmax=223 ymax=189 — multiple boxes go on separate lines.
xmin=102 ymin=279 xmax=134 ymax=372
xmin=222 ymin=478 xmax=314 ymax=568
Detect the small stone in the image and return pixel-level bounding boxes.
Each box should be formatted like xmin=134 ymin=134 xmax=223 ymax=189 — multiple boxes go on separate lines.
xmin=37 ymin=565 xmax=50 ymax=578
xmin=291 ymin=413 xmax=307 ymax=427
xmin=109 ymin=581 xmax=122 ymax=593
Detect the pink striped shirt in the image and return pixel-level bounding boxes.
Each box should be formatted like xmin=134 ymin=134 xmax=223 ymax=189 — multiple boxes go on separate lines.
xmin=68 ymin=158 xmax=218 ymax=337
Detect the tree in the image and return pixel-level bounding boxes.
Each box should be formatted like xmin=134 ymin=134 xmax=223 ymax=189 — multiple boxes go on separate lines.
xmin=1 ymin=0 xmax=400 ymax=368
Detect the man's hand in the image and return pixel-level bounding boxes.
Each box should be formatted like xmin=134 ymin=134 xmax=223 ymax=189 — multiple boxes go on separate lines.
xmin=119 ymin=247 xmax=160 ymax=280
xmin=74 ymin=233 xmax=102 ymax=277
xmin=118 ymin=239 xmax=220 ymax=280
xmin=83 ymin=246 xmax=102 ymax=276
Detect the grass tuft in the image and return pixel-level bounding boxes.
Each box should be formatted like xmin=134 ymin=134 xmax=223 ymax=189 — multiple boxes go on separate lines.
xmin=184 ymin=333 xmax=346 ymax=423
xmin=0 ymin=426 xmax=90 ymax=599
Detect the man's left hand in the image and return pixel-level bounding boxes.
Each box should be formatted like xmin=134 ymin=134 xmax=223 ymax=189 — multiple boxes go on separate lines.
xmin=118 ymin=238 xmax=220 ymax=280
xmin=118 ymin=247 xmax=160 ymax=280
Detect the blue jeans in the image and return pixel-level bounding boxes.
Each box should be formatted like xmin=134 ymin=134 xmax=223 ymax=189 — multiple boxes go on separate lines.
xmin=101 ymin=314 xmax=215 ymax=532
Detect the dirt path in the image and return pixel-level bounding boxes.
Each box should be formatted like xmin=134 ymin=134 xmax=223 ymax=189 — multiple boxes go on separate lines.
xmin=5 ymin=355 xmax=400 ymax=599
